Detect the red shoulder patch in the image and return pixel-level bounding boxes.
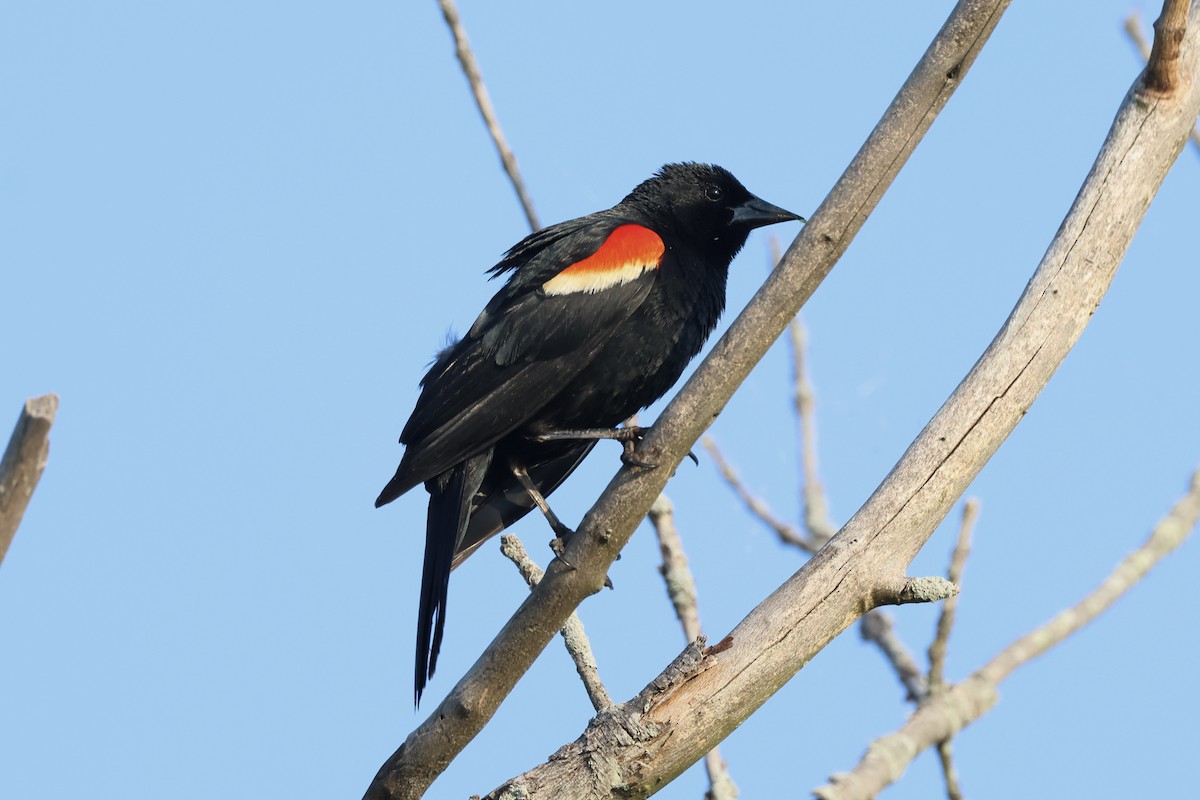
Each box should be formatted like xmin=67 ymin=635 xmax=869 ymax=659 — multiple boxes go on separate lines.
xmin=543 ymin=224 xmax=664 ymax=296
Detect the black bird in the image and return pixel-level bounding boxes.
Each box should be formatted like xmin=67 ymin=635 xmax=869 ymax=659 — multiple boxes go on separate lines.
xmin=377 ymin=162 xmax=803 ymax=704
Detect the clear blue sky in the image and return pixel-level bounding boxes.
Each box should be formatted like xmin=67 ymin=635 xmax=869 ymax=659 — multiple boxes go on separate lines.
xmin=3 ymin=2 xmax=1197 ymax=798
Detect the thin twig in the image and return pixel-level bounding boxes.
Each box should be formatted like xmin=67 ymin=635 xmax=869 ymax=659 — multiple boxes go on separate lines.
xmin=815 ymin=468 xmax=1200 ymax=800
xmin=860 ymin=611 xmax=928 ymax=701
xmin=500 ymin=535 xmax=612 ymax=711
xmin=925 ymin=499 xmax=977 ymax=800
xmin=648 ymin=495 xmax=738 ymax=800
xmin=768 ymin=238 xmax=840 ymax=550
xmin=436 ymin=0 xmax=540 ymax=230
xmin=790 ymin=317 xmax=838 ymax=549
xmin=1126 ymin=10 xmax=1154 ymax=59
xmin=936 ymin=740 xmax=964 ymax=800
xmin=701 ymin=436 xmax=815 ymax=552
xmin=1126 ymin=11 xmax=1200 ymax=152
xmin=649 ymin=494 xmax=703 ymax=643
xmin=0 ymin=394 xmax=59 ymax=566
xmin=981 ymin=469 xmax=1200 ymax=684
xmin=703 ymin=753 xmax=739 ymax=800
xmin=927 ymin=498 xmax=979 ymax=694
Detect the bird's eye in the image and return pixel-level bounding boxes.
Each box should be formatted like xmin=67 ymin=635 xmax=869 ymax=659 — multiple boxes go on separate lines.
xmin=704 ymin=185 xmax=723 ymax=202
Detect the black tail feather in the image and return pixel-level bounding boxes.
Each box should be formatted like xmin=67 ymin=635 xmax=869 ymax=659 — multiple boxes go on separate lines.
xmin=414 ymin=450 xmax=492 ymax=706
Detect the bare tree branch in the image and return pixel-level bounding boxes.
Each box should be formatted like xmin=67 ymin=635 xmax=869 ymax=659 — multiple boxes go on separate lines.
xmin=1125 ymin=11 xmax=1200 ymax=151
xmin=980 ymin=478 xmax=1200 ymax=686
xmin=789 ymin=315 xmax=838 ymax=548
xmin=648 ymin=495 xmax=738 ymax=800
xmin=650 ymin=494 xmax=703 ymax=643
xmin=860 ymin=611 xmax=928 ymax=701
xmin=935 ymin=740 xmax=964 ymax=800
xmin=1127 ymin=10 xmax=1154 ymax=59
xmin=926 ymin=499 xmax=978 ymax=694
xmin=500 ymin=535 xmax=612 ymax=712
xmin=766 ymin=236 xmax=839 ymax=549
xmin=924 ymin=499 xmax=977 ymax=800
xmin=1 ymin=394 xmax=59 ymax=566
xmin=436 ymin=0 xmax=540 ymax=230
xmin=814 ymin=467 xmax=1200 ymax=800
xmin=702 ymin=436 xmax=814 ymax=552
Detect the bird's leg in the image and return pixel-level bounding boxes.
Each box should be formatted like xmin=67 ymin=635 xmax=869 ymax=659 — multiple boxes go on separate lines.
xmin=532 ymin=426 xmax=699 ymax=468
xmin=509 ymin=459 xmax=615 ymax=588
xmin=533 ymin=426 xmax=652 ymax=466
xmin=510 ymin=461 xmax=576 ymax=563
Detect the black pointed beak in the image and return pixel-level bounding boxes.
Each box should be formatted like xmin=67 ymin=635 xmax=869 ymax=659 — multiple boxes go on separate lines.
xmin=731 ymin=196 xmax=806 ymax=229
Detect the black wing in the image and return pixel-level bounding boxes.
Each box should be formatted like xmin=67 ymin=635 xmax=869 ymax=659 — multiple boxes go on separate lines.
xmin=377 ymin=214 xmax=657 ymax=505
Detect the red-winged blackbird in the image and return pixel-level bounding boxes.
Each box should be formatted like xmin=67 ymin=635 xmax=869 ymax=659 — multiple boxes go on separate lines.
xmin=377 ymin=163 xmax=803 ymax=704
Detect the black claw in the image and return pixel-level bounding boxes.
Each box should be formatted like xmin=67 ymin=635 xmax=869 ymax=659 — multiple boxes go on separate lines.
xmin=621 ymin=451 xmax=658 ymax=469
xmin=549 ymin=536 xmax=576 ymax=569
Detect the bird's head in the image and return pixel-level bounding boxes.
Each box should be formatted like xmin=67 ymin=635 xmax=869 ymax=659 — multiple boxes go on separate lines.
xmin=623 ymin=162 xmax=804 ymax=258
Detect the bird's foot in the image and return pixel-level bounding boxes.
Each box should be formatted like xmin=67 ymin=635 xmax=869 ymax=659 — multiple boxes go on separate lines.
xmin=616 ymin=426 xmax=654 ymax=467
xmin=549 ymin=524 xmax=576 ymax=569
xmin=614 ymin=427 xmax=699 ymax=468
xmin=548 ymin=529 xmax=615 ymax=588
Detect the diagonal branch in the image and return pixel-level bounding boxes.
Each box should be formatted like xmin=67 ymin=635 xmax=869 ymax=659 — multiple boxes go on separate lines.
xmin=362 ymin=3 xmax=1012 ymax=796
xmin=702 ymin=436 xmax=815 ymax=552
xmin=1 ymin=394 xmax=59 ymax=566
xmin=436 ymin=0 xmax=540 ymax=230
xmin=860 ymin=611 xmax=928 ymax=701
xmin=814 ymin=467 xmax=1200 ymax=800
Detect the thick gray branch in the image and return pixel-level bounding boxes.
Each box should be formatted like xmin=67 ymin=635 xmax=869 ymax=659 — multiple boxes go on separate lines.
xmin=0 ymin=394 xmax=59 ymax=566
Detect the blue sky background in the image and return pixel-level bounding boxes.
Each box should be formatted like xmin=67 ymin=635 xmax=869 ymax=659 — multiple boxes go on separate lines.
xmin=3 ymin=2 xmax=1198 ymax=798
